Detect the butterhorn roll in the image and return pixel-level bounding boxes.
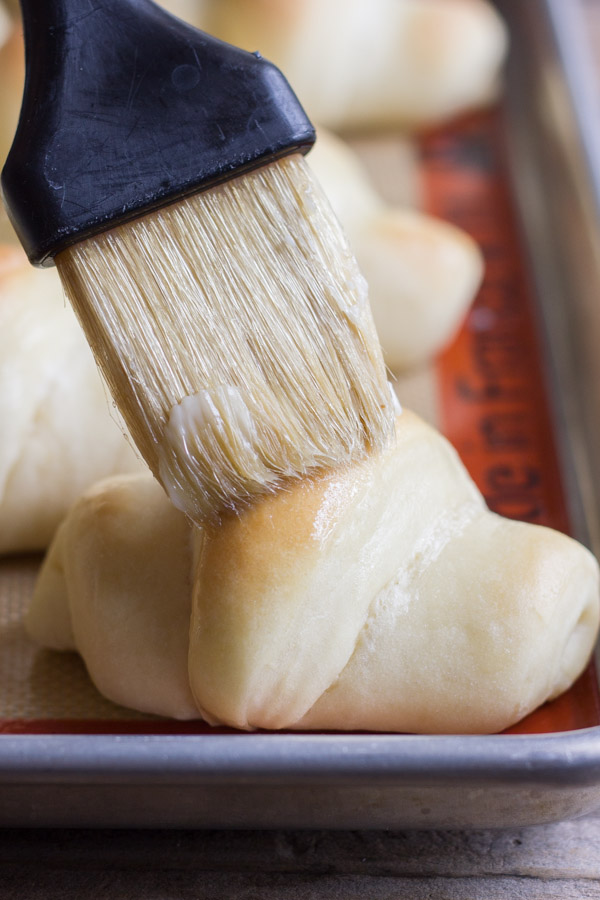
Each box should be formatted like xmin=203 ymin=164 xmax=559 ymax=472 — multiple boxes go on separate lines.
xmin=307 ymin=129 xmax=483 ymax=370
xmin=203 ymin=0 xmax=508 ymax=131
xmin=0 ymin=247 xmax=144 ymax=554
xmin=28 ymin=412 xmax=600 ymax=733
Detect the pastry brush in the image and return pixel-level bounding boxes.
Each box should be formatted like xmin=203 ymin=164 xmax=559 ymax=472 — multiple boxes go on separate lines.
xmin=2 ymin=0 xmax=394 ymax=525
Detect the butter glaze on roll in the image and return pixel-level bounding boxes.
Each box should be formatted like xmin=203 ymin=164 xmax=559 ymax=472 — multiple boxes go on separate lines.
xmin=27 ymin=413 xmax=600 ymax=733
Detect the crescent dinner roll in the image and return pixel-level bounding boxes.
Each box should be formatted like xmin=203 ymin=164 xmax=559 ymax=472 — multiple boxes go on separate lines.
xmin=28 ymin=475 xmax=199 ymax=720
xmin=203 ymin=0 xmax=509 ymax=131
xmin=0 ymin=247 xmax=145 ymax=554
xmin=0 ymin=179 xmax=480 ymax=554
xmin=309 ymin=129 xmax=483 ymax=370
xmin=28 ymin=412 xmax=600 ymax=733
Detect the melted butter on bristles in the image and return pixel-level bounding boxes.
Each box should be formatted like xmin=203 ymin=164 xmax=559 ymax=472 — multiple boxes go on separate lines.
xmin=57 ymin=154 xmax=395 ymax=525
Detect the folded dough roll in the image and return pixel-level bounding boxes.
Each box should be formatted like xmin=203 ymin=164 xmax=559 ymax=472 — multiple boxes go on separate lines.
xmin=0 ymin=200 xmax=480 ymax=556
xmin=0 ymin=247 xmax=144 ymax=554
xmin=28 ymin=412 xmax=600 ymax=733
xmin=26 ymin=474 xmax=199 ymax=720
xmin=203 ymin=0 xmax=508 ymax=131
xmin=308 ymin=130 xmax=483 ymax=370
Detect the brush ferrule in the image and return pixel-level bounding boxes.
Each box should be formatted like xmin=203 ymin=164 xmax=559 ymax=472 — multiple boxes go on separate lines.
xmin=2 ymin=0 xmax=315 ymax=266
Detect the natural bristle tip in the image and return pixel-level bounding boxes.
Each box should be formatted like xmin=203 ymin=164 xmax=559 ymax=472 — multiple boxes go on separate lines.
xmin=57 ymin=155 xmax=394 ymax=524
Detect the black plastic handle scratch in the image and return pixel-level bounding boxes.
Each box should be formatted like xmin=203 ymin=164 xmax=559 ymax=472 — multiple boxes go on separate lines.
xmin=1 ymin=0 xmax=316 ymax=266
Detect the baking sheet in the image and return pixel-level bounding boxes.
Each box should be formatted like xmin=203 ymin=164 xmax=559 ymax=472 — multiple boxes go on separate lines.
xmin=2 ymin=108 xmax=598 ymax=737
xmin=1 ymin=0 xmax=600 ymax=828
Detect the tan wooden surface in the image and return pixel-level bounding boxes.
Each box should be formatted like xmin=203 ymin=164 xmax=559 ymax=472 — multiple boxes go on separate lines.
xmin=1 ymin=812 xmax=599 ymax=898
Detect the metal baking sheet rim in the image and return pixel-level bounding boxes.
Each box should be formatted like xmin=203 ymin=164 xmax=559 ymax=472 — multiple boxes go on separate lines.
xmin=2 ymin=0 xmax=600 ymax=831
xmin=0 ymin=729 xmax=600 ymax=829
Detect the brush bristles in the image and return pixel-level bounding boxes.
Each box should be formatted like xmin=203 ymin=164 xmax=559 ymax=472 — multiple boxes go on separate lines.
xmin=57 ymin=154 xmax=394 ymax=524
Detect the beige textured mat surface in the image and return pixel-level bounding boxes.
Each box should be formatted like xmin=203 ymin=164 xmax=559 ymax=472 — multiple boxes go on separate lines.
xmin=0 ymin=555 xmax=154 ymax=721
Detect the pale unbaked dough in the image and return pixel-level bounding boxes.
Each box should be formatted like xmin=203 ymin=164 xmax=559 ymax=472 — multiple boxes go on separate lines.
xmin=28 ymin=474 xmax=199 ymax=719
xmin=0 ymin=131 xmax=481 ymax=552
xmin=0 ymin=10 xmax=482 ymax=381
xmin=0 ymin=247 xmax=145 ymax=554
xmin=203 ymin=0 xmax=509 ymax=131
xmin=309 ymin=129 xmax=483 ymax=370
xmin=0 ymin=134 xmax=481 ymax=553
xmin=28 ymin=412 xmax=600 ymax=733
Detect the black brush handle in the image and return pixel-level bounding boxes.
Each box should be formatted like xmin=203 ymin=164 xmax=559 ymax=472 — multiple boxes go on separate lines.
xmin=1 ymin=0 xmax=315 ymax=266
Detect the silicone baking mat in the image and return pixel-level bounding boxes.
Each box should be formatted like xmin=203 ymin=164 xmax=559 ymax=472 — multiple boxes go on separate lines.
xmin=0 ymin=107 xmax=599 ymax=735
